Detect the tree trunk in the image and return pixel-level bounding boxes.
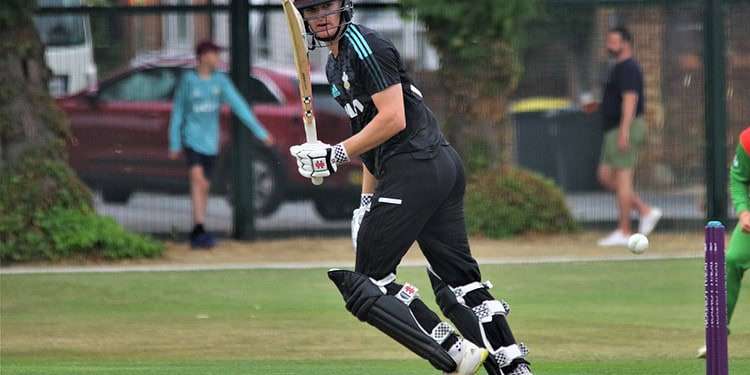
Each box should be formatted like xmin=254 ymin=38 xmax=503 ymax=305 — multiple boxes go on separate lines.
xmin=1 ymin=0 xmax=92 ymax=223
xmin=0 ymin=1 xmax=73 ymax=168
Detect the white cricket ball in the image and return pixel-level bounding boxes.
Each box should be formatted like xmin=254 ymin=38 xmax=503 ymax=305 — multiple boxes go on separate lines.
xmin=627 ymin=233 xmax=649 ymax=254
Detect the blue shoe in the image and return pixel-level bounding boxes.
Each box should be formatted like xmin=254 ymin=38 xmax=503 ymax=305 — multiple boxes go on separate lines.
xmin=191 ymin=232 xmax=216 ymax=249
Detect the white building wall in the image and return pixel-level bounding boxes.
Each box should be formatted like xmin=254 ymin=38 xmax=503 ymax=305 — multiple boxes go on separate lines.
xmin=211 ymin=0 xmax=438 ymax=73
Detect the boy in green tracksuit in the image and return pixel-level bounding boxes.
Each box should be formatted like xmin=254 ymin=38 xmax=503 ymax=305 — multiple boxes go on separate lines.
xmin=698 ymin=126 xmax=750 ymax=358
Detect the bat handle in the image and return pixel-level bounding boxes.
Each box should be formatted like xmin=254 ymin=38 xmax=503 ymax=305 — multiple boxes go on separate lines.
xmin=303 ymin=117 xmax=323 ymax=186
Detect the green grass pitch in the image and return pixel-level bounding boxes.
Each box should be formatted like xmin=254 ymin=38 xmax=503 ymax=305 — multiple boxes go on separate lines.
xmin=2 ymin=259 xmax=750 ymax=374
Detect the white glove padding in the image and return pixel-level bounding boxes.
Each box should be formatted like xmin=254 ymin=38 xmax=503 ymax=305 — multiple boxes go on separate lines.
xmin=290 ymin=141 xmax=337 ymax=179
xmin=351 ymin=194 xmax=373 ymax=251
xmin=351 ymin=207 xmax=366 ymax=251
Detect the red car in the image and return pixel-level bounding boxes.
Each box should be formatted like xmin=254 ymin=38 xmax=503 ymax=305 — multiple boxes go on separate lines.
xmin=58 ymin=58 xmax=361 ymax=219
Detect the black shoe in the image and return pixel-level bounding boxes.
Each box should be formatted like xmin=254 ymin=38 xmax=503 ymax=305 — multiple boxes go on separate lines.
xmin=191 ymin=232 xmax=216 ymax=249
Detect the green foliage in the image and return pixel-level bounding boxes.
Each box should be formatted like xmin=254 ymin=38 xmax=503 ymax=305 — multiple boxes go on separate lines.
xmin=0 ymin=0 xmax=35 ymax=31
xmin=400 ymin=0 xmax=541 ymax=109
xmin=0 ymin=0 xmax=42 ymax=59
xmin=465 ymin=166 xmax=577 ymax=238
xmin=400 ymin=0 xmax=543 ymax=159
xmin=0 ymin=156 xmax=163 ymax=262
xmin=463 ymin=138 xmax=494 ymax=175
xmin=400 ymin=0 xmax=541 ymax=58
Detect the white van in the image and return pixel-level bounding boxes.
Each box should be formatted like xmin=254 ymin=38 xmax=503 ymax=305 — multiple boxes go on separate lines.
xmin=34 ymin=0 xmax=97 ymax=96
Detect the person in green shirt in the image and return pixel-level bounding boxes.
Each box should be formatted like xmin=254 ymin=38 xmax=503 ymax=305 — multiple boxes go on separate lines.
xmin=698 ymin=126 xmax=750 ymax=358
xmin=168 ymin=40 xmax=272 ymax=249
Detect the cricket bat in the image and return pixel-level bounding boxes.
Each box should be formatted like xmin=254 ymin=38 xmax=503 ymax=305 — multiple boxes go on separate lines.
xmin=282 ymin=0 xmax=323 ymax=186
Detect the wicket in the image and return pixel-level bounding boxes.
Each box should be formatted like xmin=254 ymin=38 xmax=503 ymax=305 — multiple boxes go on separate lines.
xmin=705 ymin=221 xmax=728 ymax=375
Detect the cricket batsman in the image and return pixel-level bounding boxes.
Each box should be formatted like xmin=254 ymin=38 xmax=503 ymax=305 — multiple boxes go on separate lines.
xmin=288 ymin=1 xmax=533 ymax=374
xmin=698 ymin=125 xmax=750 ymax=358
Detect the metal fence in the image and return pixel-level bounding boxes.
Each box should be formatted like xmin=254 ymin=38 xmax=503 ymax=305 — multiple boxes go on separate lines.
xmin=35 ymin=0 xmax=749 ymax=239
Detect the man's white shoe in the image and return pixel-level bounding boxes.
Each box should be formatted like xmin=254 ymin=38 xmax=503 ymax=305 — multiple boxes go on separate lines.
xmin=696 ymin=345 xmax=707 ymax=359
xmin=597 ymin=230 xmax=630 ymax=247
xmin=639 ymin=207 xmax=663 ymax=235
xmin=446 ymin=339 xmax=489 ymax=375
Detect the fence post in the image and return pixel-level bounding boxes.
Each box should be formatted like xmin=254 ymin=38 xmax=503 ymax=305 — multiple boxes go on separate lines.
xmin=230 ymin=0 xmax=256 ymax=240
xmin=704 ymin=0 xmax=728 ymax=223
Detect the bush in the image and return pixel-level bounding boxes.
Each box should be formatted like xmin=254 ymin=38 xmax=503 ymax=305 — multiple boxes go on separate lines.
xmin=0 ymin=158 xmax=163 ymax=262
xmin=465 ymin=166 xmax=577 ymax=238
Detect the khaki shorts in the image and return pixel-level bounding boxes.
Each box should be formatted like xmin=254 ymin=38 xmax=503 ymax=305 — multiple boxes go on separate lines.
xmin=600 ymin=117 xmax=647 ymax=169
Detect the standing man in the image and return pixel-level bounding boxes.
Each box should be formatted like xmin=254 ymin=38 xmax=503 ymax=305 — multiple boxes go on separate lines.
xmin=169 ymin=40 xmax=272 ymax=249
xmin=597 ymin=26 xmax=662 ymax=247
xmin=698 ymin=126 xmax=750 ymax=358
xmin=289 ymin=1 xmax=532 ymax=374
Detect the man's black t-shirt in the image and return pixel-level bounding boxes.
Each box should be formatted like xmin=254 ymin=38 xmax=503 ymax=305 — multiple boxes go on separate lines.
xmin=326 ymin=24 xmax=447 ymax=178
xmin=600 ymin=58 xmax=645 ymax=131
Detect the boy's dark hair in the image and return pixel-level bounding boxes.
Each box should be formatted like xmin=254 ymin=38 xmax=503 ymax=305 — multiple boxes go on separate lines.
xmin=195 ymin=40 xmax=224 ymax=57
xmin=609 ymin=26 xmax=633 ymax=43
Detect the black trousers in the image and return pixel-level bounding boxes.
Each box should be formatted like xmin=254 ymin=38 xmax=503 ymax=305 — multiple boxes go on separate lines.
xmin=356 ymin=145 xmax=481 ymax=286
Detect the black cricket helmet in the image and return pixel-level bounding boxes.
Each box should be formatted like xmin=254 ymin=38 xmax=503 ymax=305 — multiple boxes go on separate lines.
xmin=295 ymin=0 xmax=354 ymax=46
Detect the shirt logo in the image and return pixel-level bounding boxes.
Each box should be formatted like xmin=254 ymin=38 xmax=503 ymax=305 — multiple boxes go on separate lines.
xmin=193 ymin=100 xmax=219 ymax=113
xmin=344 ymin=99 xmax=364 ymax=119
xmin=313 ymin=158 xmax=327 ymax=171
xmin=331 ymin=84 xmax=341 ymax=98
xmin=342 ymin=71 xmax=351 ymax=90
xmin=734 ymin=156 xmax=739 ymax=168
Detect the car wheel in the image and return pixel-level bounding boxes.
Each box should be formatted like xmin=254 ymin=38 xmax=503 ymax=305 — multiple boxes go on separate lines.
xmin=101 ymin=188 xmax=132 ymax=204
xmin=314 ymin=197 xmax=358 ymax=221
xmin=225 ymin=153 xmax=283 ymax=217
xmin=252 ymin=156 xmax=282 ymax=216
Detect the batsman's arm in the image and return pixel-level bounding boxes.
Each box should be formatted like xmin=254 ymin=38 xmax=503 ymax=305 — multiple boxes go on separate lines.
xmin=341 ymin=84 xmax=405 ymax=158
xmin=338 ymin=33 xmax=404 ymax=159
xmin=730 ymin=143 xmax=750 ymax=215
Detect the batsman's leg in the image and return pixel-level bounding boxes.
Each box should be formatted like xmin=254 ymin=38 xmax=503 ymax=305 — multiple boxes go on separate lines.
xmin=427 ymin=268 xmax=531 ymax=375
xmin=418 ymin=147 xmax=532 ymax=375
xmin=328 ymin=269 xmax=488 ymax=374
xmin=329 ymin=150 xmax=493 ymax=373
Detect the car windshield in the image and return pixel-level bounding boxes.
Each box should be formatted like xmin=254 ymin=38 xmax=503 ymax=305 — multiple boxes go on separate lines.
xmin=33 ymin=0 xmax=86 ymax=47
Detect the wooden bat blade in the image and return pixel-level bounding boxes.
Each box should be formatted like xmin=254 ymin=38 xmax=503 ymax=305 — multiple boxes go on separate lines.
xmin=282 ymin=0 xmax=323 ymax=186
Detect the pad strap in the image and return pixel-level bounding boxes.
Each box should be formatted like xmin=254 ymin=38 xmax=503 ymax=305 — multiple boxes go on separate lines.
xmin=430 ymin=322 xmax=454 ymax=345
xmin=370 ymin=273 xmax=396 ymax=294
xmin=490 ymin=343 xmax=529 ymax=369
xmin=472 ymin=300 xmax=511 ymax=323
xmin=451 ymin=281 xmax=493 ymax=304
xmin=505 ymin=363 xmax=533 ymax=375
